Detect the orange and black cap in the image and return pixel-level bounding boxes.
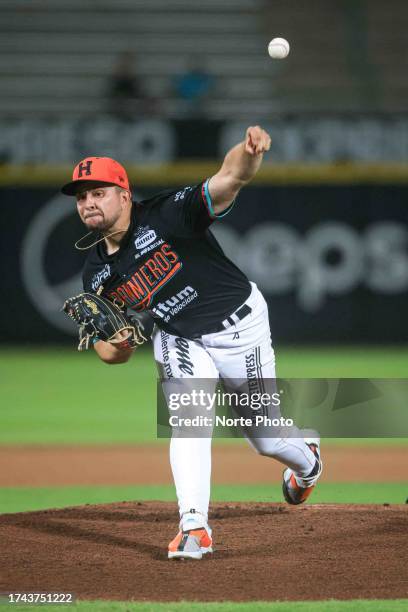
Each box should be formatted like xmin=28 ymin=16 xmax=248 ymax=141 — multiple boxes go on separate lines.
xmin=61 ymin=156 xmax=131 ymax=195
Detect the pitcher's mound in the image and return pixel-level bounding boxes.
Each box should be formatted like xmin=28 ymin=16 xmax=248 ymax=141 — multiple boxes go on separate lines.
xmin=1 ymin=502 xmax=407 ymax=602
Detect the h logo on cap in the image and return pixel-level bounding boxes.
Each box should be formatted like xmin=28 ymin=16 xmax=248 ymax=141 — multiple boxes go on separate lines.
xmin=77 ymin=160 xmax=93 ymax=178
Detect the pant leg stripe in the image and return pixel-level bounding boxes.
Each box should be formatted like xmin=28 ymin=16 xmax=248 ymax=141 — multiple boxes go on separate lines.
xmin=255 ymin=346 xmax=268 ymax=416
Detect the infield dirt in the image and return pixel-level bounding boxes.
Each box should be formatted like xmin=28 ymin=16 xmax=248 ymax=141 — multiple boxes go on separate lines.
xmin=0 ymin=445 xmax=406 ymax=486
xmin=2 ymin=445 xmax=407 ymax=602
xmin=1 ymin=501 xmax=407 ymax=602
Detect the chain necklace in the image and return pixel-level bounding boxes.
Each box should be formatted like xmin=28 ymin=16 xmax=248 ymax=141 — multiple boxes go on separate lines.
xmin=74 ymin=228 xmax=128 ymax=251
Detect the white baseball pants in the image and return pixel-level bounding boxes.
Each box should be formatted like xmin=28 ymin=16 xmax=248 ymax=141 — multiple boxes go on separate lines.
xmin=152 ymin=283 xmax=317 ymax=528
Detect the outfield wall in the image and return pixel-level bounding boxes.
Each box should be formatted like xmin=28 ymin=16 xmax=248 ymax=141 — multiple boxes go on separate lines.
xmin=2 ymin=167 xmax=407 ymax=345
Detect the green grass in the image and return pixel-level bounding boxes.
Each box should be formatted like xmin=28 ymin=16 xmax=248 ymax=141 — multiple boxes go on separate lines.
xmin=277 ymin=346 xmax=408 ymax=378
xmin=0 ymin=346 xmax=407 ymax=445
xmin=1 ymin=482 xmax=406 ymax=514
xmin=0 ymin=347 xmax=157 ymax=444
xmin=4 ymin=599 xmax=408 ymax=611
xmin=2 ymin=349 xmax=406 ymax=610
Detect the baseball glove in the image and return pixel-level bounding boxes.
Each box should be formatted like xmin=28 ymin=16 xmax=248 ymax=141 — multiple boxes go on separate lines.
xmin=62 ymin=292 xmax=147 ymax=351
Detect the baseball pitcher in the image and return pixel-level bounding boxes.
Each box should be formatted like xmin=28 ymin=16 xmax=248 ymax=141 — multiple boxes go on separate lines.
xmin=61 ymin=126 xmax=323 ymax=560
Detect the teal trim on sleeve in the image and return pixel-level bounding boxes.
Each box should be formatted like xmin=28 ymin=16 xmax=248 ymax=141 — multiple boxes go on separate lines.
xmin=203 ymin=178 xmax=236 ymax=219
xmin=214 ymin=199 xmax=236 ymax=218
xmin=203 ymin=178 xmax=215 ymax=217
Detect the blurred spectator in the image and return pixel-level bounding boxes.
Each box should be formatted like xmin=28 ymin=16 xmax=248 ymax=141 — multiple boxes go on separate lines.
xmin=173 ymin=57 xmax=214 ymax=118
xmin=106 ymin=51 xmax=156 ymax=119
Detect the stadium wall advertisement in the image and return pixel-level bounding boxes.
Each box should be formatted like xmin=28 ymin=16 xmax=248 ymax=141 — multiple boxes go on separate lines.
xmin=1 ymin=116 xmax=408 ymax=163
xmin=2 ymin=183 xmax=407 ymax=344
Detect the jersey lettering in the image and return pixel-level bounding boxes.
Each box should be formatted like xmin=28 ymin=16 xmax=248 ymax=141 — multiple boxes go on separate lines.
xmin=109 ymin=242 xmax=181 ymax=310
xmin=175 ymin=337 xmax=194 ymax=375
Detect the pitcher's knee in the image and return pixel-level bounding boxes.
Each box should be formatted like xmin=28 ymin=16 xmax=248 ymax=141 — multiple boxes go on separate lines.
xmin=251 ymin=437 xmax=283 ymax=458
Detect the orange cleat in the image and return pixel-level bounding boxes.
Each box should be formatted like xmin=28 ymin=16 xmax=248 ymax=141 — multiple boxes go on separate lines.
xmin=282 ymin=439 xmax=323 ymax=505
xmin=168 ymin=528 xmax=213 ymax=560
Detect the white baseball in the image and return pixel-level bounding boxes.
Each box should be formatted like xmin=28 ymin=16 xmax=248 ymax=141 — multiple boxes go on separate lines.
xmin=268 ymin=37 xmax=290 ymax=59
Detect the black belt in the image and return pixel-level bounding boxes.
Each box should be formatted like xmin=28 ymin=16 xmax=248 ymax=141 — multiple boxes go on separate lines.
xmin=190 ymin=303 xmax=252 ymax=338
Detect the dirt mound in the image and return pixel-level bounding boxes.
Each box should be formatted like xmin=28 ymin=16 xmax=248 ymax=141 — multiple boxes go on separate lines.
xmin=1 ymin=502 xmax=407 ymax=602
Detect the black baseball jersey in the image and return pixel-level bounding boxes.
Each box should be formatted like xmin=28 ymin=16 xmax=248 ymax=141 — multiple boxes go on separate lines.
xmin=82 ymin=180 xmax=251 ymax=338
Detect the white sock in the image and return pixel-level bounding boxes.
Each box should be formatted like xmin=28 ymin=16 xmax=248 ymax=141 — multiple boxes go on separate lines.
xmin=170 ymin=436 xmax=212 ymax=527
